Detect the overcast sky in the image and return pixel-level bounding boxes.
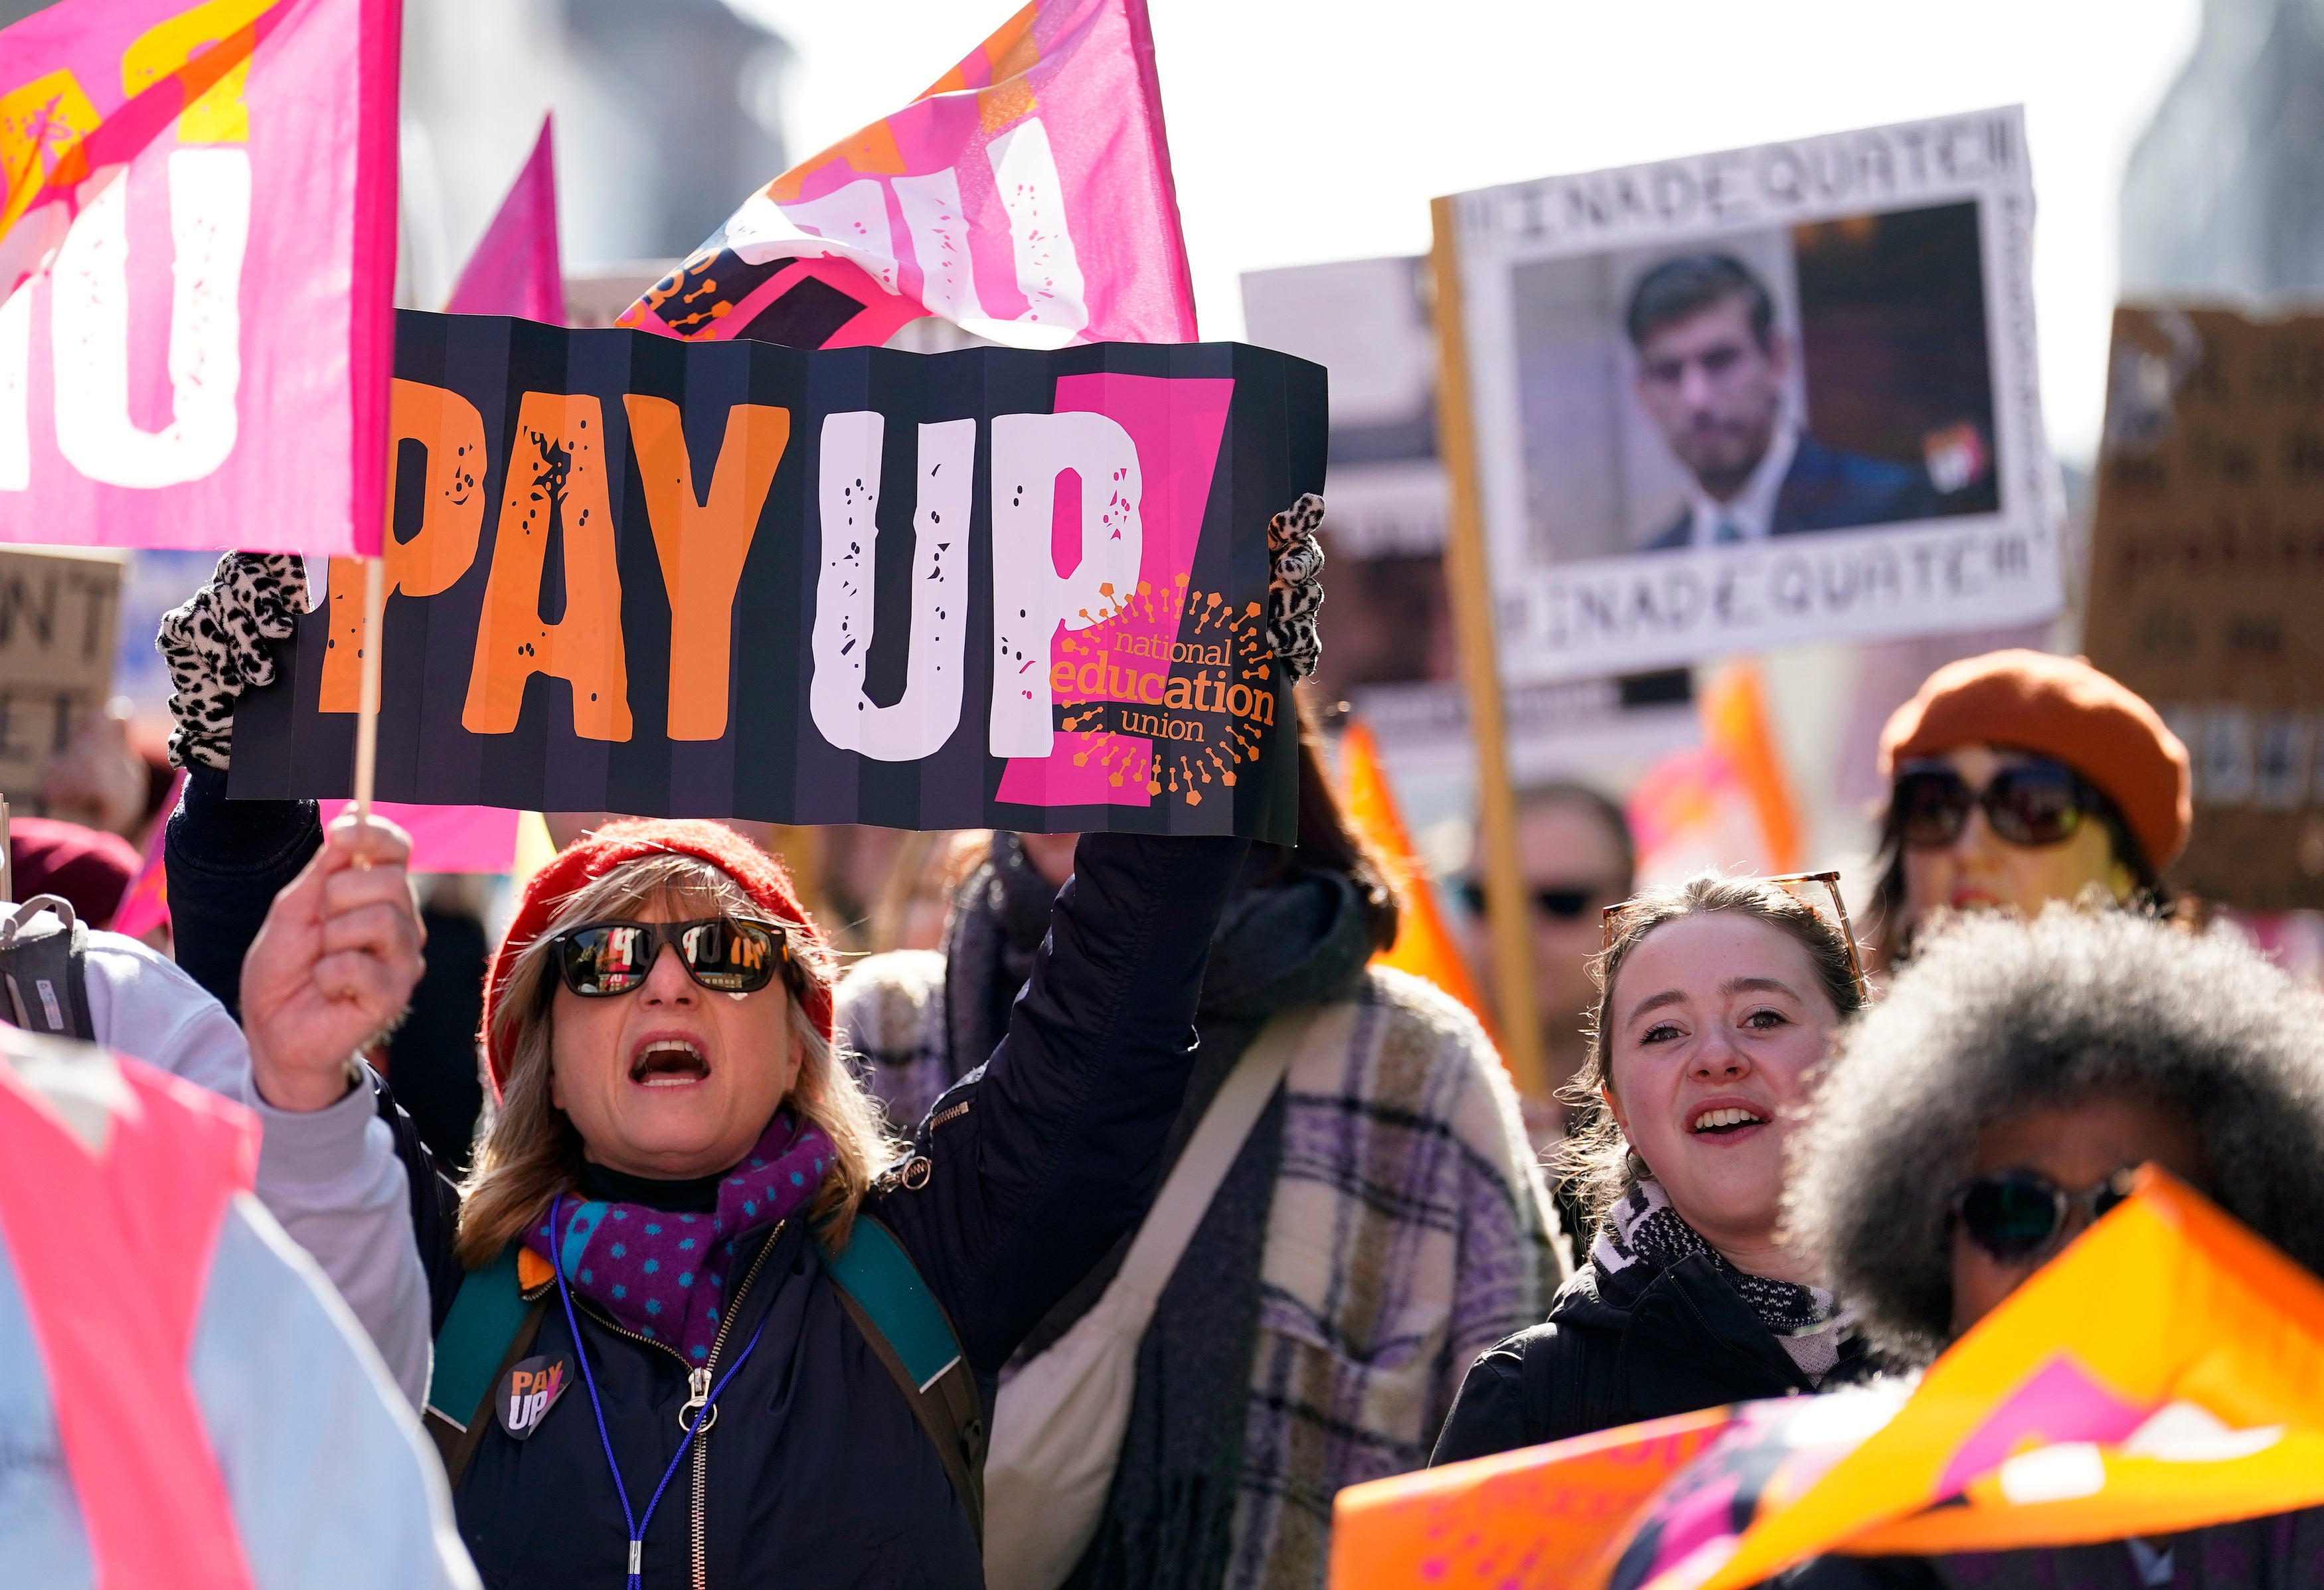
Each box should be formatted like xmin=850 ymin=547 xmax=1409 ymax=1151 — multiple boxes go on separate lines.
xmin=734 ymin=0 xmax=2204 ymax=464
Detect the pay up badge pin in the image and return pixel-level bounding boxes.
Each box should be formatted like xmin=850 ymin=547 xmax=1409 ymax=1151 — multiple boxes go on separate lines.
xmin=496 ymin=1353 xmax=574 ymax=1440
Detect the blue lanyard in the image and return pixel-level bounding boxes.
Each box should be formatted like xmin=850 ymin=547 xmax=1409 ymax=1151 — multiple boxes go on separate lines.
xmin=548 ymin=1194 xmax=772 ymax=1589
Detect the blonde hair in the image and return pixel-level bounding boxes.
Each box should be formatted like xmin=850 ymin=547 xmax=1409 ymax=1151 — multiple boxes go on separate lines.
xmin=454 ymin=852 xmax=900 ymax=1269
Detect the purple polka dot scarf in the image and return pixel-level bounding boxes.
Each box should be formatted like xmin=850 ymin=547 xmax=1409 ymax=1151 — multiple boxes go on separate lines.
xmin=525 ymin=1111 xmax=835 ymax=1362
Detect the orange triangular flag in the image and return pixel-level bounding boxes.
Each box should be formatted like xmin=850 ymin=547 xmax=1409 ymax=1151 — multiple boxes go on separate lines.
xmin=1337 ymin=719 xmax=1494 ymax=1038
xmin=1606 ymin=1169 xmax=2324 ymax=1590
xmin=1328 ymin=1409 xmax=1733 ymax=1590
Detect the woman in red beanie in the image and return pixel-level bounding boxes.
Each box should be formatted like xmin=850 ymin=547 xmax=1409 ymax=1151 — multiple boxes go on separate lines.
xmin=1868 ymin=650 xmax=2192 ymax=963
xmin=158 ymin=561 xmax=1256 ymax=1587
xmin=215 ymin=800 xmax=1245 ymax=1590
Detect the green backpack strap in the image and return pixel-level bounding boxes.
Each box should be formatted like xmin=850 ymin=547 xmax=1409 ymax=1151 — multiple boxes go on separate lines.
xmin=423 ymin=1243 xmax=549 ymax=1487
xmin=821 ymin=1214 xmax=986 ymax=1541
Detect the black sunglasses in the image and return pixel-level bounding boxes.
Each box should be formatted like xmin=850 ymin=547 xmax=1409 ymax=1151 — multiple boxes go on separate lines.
xmin=1893 ymin=759 xmax=2099 ymax=851
xmin=549 ymin=917 xmax=793 ymax=998
xmin=1949 ymin=1166 xmax=2139 ymax=1263
xmin=1457 ymin=880 xmax=1606 ymax=921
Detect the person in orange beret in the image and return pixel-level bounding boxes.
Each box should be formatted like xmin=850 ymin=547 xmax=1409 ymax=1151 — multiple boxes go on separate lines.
xmin=1868 ymin=650 xmax=2191 ymax=964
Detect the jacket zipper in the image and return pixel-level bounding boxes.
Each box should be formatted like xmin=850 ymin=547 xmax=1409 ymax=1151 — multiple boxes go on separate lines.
xmin=555 ymin=1221 xmax=784 ymax=1589
xmin=689 ymin=1227 xmax=780 ymax=1590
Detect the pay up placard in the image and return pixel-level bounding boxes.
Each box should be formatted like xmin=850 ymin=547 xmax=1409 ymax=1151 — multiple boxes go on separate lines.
xmin=230 ymin=313 xmax=1323 ymax=840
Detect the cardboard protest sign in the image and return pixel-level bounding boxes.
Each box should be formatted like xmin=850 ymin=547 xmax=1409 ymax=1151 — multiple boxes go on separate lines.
xmin=0 ymin=0 xmax=399 ymax=558
xmin=619 ymin=0 xmax=1195 ymax=352
xmin=1439 ymin=108 xmax=2060 ymax=682
xmin=2082 ymin=306 xmax=2324 ymax=911
xmin=228 ymin=312 xmax=1322 ymax=839
xmin=0 ymin=545 xmax=122 ymax=796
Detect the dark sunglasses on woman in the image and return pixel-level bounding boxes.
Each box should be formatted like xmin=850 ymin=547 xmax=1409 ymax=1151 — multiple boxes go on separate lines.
xmin=1893 ymin=757 xmax=2101 ymax=850
xmin=1455 ymin=880 xmax=1606 ymax=921
xmin=1948 ymin=1166 xmax=2139 ymax=1262
xmin=549 ymin=917 xmax=793 ymax=998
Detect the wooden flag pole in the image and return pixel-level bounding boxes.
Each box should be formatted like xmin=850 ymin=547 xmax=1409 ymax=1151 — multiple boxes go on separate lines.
xmin=1429 ymin=196 xmax=1547 ymax=1101
xmin=351 ymin=555 xmax=386 ymax=826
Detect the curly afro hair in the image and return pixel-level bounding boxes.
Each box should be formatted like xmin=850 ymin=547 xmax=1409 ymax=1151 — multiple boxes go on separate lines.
xmin=1785 ymin=904 xmax=2324 ymax=1366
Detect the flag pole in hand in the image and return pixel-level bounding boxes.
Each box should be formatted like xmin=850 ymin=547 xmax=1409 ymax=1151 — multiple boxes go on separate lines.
xmin=351 ymin=556 xmax=386 ymax=837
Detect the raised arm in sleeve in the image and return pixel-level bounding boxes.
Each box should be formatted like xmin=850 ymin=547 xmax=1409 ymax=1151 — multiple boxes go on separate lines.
xmin=164 ymin=765 xmax=321 ymax=1022
xmin=876 ymin=831 xmax=1248 ymax=1373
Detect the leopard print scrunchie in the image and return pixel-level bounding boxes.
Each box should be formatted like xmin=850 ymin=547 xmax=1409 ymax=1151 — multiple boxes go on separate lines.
xmin=1267 ymin=493 xmax=1325 ymax=682
xmin=157 ymin=552 xmax=309 ymax=771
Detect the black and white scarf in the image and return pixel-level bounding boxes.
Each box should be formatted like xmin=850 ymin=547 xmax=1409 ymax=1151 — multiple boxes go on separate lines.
xmin=1592 ymin=1178 xmax=1843 ymax=1380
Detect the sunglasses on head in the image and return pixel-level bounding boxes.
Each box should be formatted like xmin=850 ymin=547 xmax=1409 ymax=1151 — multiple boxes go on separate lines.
xmin=1457 ymin=880 xmax=1606 ymax=921
xmin=1948 ymin=1166 xmax=2139 ymax=1263
xmin=1893 ymin=759 xmax=2099 ymax=851
xmin=1598 ymin=869 xmax=1868 ymax=999
xmin=548 ymin=917 xmax=793 ymax=998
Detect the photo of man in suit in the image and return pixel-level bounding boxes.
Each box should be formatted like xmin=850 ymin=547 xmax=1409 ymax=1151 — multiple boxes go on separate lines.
xmin=1628 ymin=252 xmax=1941 ymax=551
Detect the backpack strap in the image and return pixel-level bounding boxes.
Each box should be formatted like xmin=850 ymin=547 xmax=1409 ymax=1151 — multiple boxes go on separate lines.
xmin=424 ymin=1243 xmax=550 ymax=1488
xmin=416 ymin=1218 xmax=985 ymax=1528
xmin=0 ymin=898 xmax=96 ymax=1042
xmin=821 ymin=1214 xmax=985 ymax=1542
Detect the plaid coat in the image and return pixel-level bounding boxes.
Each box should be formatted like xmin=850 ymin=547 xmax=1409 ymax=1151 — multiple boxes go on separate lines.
xmin=840 ymin=955 xmax=1565 ymax=1590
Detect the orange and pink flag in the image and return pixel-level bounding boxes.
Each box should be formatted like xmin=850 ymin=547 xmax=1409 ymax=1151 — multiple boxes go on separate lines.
xmin=620 ymin=0 xmax=1195 ymax=351
xmin=0 ymin=0 xmax=400 ymax=556
xmin=1329 ymin=1170 xmax=2324 ymax=1590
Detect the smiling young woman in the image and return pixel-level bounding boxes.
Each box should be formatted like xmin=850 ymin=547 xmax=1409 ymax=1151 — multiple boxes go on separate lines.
xmin=1430 ymin=874 xmax=1871 ymax=1463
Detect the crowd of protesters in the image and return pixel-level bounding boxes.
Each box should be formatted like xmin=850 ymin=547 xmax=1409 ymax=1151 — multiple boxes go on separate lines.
xmin=5 ymin=529 xmax=2324 ymax=1590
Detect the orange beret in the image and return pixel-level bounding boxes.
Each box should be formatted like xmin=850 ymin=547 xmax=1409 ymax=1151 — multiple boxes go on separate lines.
xmin=1878 ymin=650 xmax=2191 ymax=871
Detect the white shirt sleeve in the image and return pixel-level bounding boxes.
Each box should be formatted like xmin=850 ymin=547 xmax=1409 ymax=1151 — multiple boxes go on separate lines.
xmin=78 ymin=929 xmax=433 ymax=1408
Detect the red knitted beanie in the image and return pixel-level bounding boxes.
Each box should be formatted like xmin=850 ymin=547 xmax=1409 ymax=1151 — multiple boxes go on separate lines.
xmin=479 ymin=819 xmax=833 ymax=1098
xmin=1878 ymin=649 xmax=2191 ymax=872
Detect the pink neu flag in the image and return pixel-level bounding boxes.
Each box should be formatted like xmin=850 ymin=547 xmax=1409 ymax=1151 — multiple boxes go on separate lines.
xmin=445 ymin=112 xmax=563 ymax=324
xmin=0 ymin=0 xmax=399 ymax=557
xmin=619 ymin=0 xmax=1195 ymax=351
xmin=321 ymin=109 xmax=550 ymax=867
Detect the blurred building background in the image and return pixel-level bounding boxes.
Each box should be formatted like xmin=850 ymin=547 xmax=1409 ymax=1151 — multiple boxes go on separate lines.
xmin=397 ymin=0 xmax=791 ymax=301
xmin=2119 ymin=0 xmax=2324 ymax=297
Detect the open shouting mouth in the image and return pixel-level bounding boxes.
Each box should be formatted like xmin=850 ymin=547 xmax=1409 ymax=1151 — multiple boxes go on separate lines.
xmin=629 ymin=1035 xmax=710 ymax=1088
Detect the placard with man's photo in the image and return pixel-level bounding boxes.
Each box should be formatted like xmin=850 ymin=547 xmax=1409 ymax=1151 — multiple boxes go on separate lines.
xmin=1445 ymin=107 xmax=2062 ymax=681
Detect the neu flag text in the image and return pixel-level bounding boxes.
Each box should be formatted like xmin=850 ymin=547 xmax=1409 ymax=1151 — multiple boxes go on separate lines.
xmin=618 ymin=0 xmax=1194 ymax=353
xmin=0 ymin=0 xmax=399 ymax=556
xmin=229 ymin=311 xmax=1323 ymax=840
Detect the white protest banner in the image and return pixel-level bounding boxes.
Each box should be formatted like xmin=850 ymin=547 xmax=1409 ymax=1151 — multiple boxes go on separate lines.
xmin=1440 ymin=107 xmax=2061 ymax=682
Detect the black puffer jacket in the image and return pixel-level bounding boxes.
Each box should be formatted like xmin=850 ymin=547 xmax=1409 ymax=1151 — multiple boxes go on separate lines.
xmin=168 ymin=774 xmax=1248 ymax=1588
xmin=1431 ymin=1247 xmax=1874 ymax=1463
